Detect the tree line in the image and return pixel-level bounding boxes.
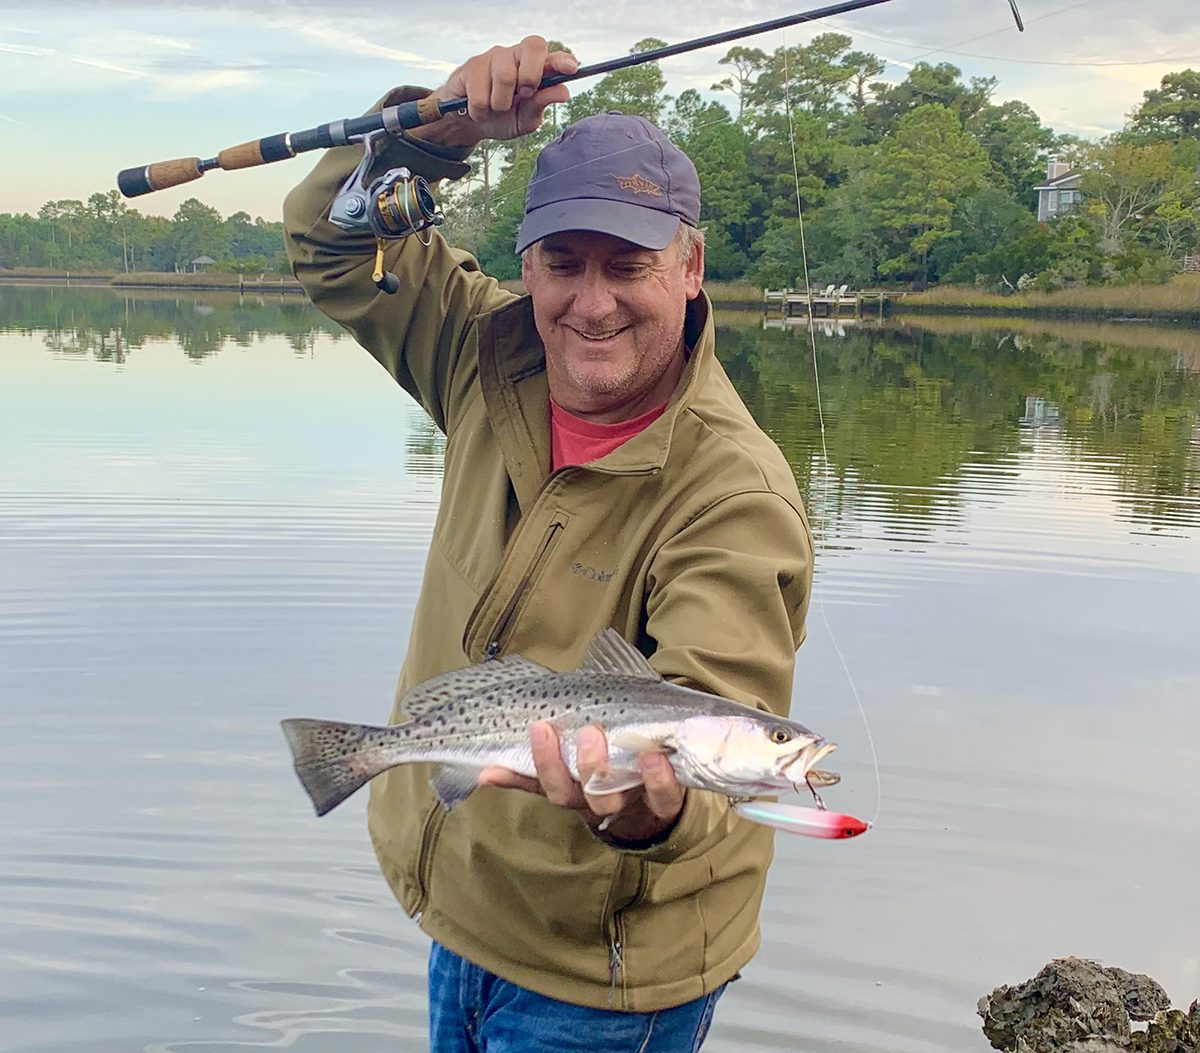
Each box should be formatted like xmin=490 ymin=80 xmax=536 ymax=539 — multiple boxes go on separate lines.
xmin=0 ymin=193 xmax=291 ymax=276
xmin=2 ymin=38 xmax=1197 ymax=290
xmin=442 ymin=39 xmax=1200 ymax=291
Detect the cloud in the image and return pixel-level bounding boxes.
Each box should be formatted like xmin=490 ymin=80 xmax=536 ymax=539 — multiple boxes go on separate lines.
xmin=265 ymin=18 xmax=457 ymax=74
xmin=152 ymin=69 xmax=264 ymax=94
xmin=0 ymin=40 xmax=54 ymax=57
xmin=69 ymin=56 xmax=146 ymax=77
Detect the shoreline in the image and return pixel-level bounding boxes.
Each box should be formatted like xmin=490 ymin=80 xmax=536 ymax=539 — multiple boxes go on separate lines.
xmin=888 ymin=301 xmax=1200 ymax=324
xmin=3 ymin=276 xmax=1197 ymax=323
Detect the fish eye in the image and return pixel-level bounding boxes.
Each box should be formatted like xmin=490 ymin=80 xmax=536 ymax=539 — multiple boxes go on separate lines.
xmin=769 ymin=727 xmax=792 ymax=745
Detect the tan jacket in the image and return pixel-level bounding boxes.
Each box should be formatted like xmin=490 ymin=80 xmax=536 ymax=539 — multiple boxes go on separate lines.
xmin=283 ymin=92 xmax=814 ymax=1011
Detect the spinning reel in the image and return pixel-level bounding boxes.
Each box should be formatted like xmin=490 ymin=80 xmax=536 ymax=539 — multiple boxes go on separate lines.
xmin=329 ymin=132 xmax=445 ymax=294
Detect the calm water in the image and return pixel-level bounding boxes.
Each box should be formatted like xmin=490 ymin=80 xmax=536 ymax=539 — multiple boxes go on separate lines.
xmin=2 ymin=284 xmax=1198 ymax=1053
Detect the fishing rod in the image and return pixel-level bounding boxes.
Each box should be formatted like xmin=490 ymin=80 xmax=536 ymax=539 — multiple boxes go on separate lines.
xmin=118 ymin=0 xmax=925 ymax=200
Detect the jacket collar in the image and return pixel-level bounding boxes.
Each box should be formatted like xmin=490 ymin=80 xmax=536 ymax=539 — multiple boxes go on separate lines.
xmin=477 ymin=292 xmax=716 ymax=511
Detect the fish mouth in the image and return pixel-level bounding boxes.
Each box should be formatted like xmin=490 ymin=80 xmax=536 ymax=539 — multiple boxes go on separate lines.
xmin=783 ymin=739 xmax=837 ymax=788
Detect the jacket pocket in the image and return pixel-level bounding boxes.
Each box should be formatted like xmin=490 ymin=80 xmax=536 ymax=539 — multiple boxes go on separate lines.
xmin=619 ymin=855 xmax=711 ymax=996
xmin=464 ymin=512 xmax=568 ymax=660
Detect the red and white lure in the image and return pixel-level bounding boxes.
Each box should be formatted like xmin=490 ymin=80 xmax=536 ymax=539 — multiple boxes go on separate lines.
xmin=734 ymin=799 xmax=870 ymax=839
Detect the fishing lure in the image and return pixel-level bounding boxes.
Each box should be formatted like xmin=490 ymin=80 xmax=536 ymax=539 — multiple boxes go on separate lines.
xmin=734 ymin=800 xmax=870 ymax=839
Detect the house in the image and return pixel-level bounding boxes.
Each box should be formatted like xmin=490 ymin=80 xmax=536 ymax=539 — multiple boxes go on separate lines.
xmin=1035 ymin=159 xmax=1082 ymax=223
xmin=190 ymin=255 xmax=216 ymax=273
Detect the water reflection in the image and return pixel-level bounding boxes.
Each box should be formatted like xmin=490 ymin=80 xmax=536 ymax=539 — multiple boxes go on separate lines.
xmin=4 ymin=286 xmax=1196 ymax=537
xmin=716 ymin=314 xmax=1200 ymax=535
xmin=0 ymin=284 xmax=344 ymax=361
xmin=2 ymin=284 xmax=1198 ymax=1053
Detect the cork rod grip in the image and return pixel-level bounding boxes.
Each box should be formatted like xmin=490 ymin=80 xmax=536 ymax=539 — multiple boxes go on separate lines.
xmin=217 ymin=139 xmax=269 ymax=170
xmin=116 ymin=158 xmax=204 ymax=198
xmin=417 ymin=95 xmax=445 ymax=124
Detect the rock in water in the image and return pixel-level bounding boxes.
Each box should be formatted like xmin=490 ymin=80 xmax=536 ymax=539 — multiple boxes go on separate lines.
xmin=978 ymin=957 xmax=1173 ymax=1052
xmin=1134 ymin=1001 xmax=1200 ymax=1053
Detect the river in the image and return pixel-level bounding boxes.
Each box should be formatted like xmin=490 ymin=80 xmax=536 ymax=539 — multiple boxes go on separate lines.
xmin=2 ymin=284 xmax=1198 ymax=1053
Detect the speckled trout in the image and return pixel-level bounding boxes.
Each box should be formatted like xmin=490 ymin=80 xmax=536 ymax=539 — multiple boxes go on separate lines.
xmin=281 ymin=629 xmax=837 ymax=817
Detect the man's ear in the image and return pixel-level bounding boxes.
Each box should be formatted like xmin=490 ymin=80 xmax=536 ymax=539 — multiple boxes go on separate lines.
xmin=684 ymin=237 xmax=705 ymax=300
xmin=521 ymin=247 xmax=534 ymax=288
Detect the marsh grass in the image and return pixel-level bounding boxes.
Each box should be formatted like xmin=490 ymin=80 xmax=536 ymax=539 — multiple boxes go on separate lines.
xmin=896 ymin=275 xmax=1200 ymax=318
xmin=895 ymin=315 xmax=1200 ymax=369
xmin=109 ymin=271 xmax=305 ymax=291
xmin=501 ymin=278 xmax=765 ymax=307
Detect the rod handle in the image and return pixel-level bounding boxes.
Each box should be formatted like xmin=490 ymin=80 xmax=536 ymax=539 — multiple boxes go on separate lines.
xmin=217 ymin=133 xmax=297 ymax=170
xmin=219 ymin=140 xmax=272 ymax=170
xmin=117 ymin=158 xmax=204 ymax=198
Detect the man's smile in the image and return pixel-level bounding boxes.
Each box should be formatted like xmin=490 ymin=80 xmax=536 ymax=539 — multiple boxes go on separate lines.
xmin=566 ymin=324 xmax=631 ymax=345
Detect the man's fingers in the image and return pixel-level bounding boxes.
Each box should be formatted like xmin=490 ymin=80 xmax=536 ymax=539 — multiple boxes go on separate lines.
xmin=640 ymin=751 xmax=687 ymax=820
xmin=530 ymin=722 xmax=585 ymax=807
xmin=489 ymin=46 xmax=519 ymax=114
xmin=546 ymin=50 xmax=580 ymax=78
xmin=476 ymin=766 xmax=543 ymax=794
xmin=575 ymin=724 xmax=608 ymax=784
xmin=514 ymin=35 xmax=549 ymax=100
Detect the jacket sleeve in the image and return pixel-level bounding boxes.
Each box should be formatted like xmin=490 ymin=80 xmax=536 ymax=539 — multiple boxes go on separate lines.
xmin=282 ymin=87 xmax=518 ymax=433
xmin=627 ymin=489 xmax=814 ymax=864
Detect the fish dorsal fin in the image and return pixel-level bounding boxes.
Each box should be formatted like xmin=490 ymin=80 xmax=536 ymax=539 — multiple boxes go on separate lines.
xmin=398 ymin=655 xmax=549 ymax=717
xmin=579 ymin=629 xmax=660 ymax=681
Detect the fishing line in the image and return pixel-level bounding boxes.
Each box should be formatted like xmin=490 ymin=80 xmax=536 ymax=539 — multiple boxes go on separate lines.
xmin=780 ymin=28 xmax=883 ymax=826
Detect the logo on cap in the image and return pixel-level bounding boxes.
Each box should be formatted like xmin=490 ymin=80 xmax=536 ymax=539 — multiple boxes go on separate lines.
xmin=615 ymin=174 xmax=663 ymax=197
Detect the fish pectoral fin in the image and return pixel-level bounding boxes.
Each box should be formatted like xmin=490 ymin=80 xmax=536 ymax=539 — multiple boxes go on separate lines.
xmin=578 ymin=629 xmax=660 ymax=680
xmin=583 ymin=767 xmax=645 ymax=796
xmin=607 ymin=729 xmax=674 ymax=755
xmin=429 ymin=764 xmax=482 ymax=809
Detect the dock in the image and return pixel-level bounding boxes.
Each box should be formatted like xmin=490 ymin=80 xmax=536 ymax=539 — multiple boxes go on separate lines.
xmin=763 ymin=284 xmax=888 ymax=320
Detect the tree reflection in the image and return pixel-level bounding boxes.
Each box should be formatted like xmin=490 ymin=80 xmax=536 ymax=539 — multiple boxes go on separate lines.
xmin=0 ymin=284 xmax=344 ymax=362
xmin=718 ymin=317 xmax=1200 ymax=534
xmin=3 ymin=285 xmax=1196 ymax=534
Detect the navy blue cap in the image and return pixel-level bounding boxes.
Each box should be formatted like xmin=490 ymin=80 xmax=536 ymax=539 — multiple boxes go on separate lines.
xmin=515 ymin=112 xmax=701 ymax=254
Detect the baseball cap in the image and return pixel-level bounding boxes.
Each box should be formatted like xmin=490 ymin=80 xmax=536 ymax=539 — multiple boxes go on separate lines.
xmin=515 ymin=112 xmax=701 ymax=254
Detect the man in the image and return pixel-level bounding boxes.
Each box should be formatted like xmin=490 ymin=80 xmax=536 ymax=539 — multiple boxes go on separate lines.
xmin=284 ymin=35 xmax=813 ymax=1052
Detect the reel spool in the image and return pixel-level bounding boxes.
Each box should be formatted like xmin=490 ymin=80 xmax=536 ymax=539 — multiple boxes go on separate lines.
xmin=329 ymin=134 xmax=445 ymax=294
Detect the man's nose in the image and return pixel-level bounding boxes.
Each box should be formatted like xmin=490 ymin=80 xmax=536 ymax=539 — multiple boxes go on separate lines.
xmin=571 ymin=270 xmax=618 ymax=318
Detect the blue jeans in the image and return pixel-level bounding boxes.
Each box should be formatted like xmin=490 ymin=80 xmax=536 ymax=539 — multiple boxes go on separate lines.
xmin=428 ymin=942 xmax=726 ymax=1053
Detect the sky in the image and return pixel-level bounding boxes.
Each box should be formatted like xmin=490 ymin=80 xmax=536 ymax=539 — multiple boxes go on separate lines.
xmin=1 ymin=0 xmax=1197 ymax=221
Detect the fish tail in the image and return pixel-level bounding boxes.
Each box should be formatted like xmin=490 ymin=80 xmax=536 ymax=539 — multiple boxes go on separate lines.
xmin=280 ymin=717 xmax=396 ymax=816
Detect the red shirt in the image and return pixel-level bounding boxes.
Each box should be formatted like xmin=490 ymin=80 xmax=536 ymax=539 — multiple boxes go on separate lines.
xmin=550 ymin=398 xmax=668 ymax=470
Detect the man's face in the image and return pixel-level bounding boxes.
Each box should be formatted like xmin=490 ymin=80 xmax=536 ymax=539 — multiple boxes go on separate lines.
xmin=522 ymin=229 xmax=704 ymax=423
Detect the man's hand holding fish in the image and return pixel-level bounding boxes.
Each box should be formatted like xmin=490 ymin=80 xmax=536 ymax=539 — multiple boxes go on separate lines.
xmin=478 ymin=720 xmax=688 ymax=845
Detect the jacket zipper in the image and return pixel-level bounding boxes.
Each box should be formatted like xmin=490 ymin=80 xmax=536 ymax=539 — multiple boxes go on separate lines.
xmin=482 ymin=520 xmax=563 ymax=658
xmin=605 ymin=860 xmax=648 ymax=1007
xmin=607 ymin=913 xmax=625 ymax=1006
xmin=411 ymin=799 xmax=447 ymax=919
